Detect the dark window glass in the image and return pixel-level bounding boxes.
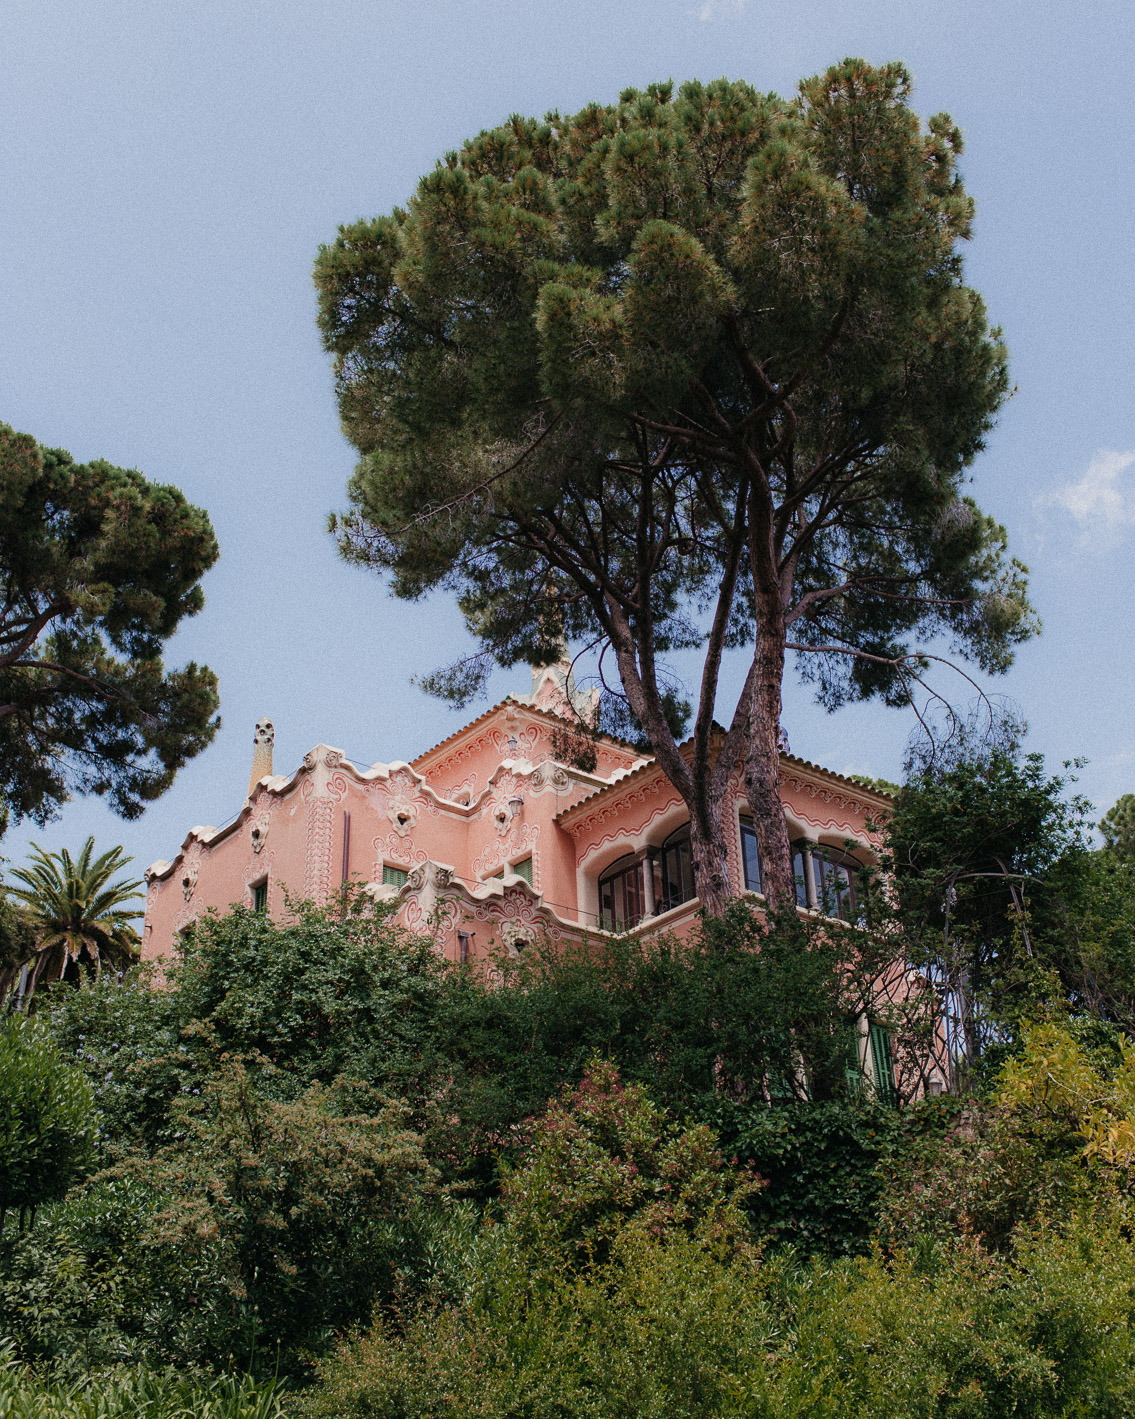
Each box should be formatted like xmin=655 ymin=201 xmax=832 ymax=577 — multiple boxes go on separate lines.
xmin=660 ymin=828 xmax=697 ymax=913
xmin=382 ymin=864 xmax=408 ymax=889
xmin=812 ymin=847 xmax=861 ymax=923
xmin=253 ymin=881 xmax=268 ymax=913
xmin=599 ymin=854 xmax=644 ymax=931
xmin=739 ymin=817 xmax=761 ymax=893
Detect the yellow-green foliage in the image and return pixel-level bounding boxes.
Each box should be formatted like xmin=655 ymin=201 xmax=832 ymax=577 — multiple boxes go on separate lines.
xmin=996 ymin=1020 xmax=1135 ymax=1165
xmin=305 ymin=1216 xmax=1135 ymax=1418
xmin=877 ymin=1021 xmax=1135 ymax=1252
xmin=304 ymin=1055 xmax=1135 ymax=1416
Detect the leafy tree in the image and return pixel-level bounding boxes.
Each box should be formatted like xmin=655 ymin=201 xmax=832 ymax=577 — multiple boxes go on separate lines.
xmin=35 ymin=963 xmax=182 ymax=1157
xmin=0 ymin=422 xmax=220 ymax=828
xmin=434 ymin=903 xmax=873 ymax=1189
xmin=498 ymin=1058 xmax=757 ymax=1274
xmin=172 ymin=895 xmax=449 ymax=1110
xmin=6 ymin=837 xmax=143 ymax=996
xmin=0 ymin=1015 xmax=95 ymax=1234
xmin=1100 ymin=792 xmax=1135 ymax=862
xmin=887 ymin=749 xmax=1089 ymax=1075
xmin=40 ymin=897 xmax=451 ymax=1154
xmin=0 ymin=892 xmax=37 ymax=1007
xmin=121 ymin=1056 xmax=440 ymax=1374
xmin=1062 ymin=850 xmax=1135 ymax=1032
xmin=315 ymin=61 xmax=1034 ymax=909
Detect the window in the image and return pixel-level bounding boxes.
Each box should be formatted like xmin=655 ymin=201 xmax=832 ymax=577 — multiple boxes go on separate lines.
xmin=382 ymin=864 xmax=408 ymax=889
xmin=599 ymin=853 xmax=645 ymax=931
xmin=790 ymin=841 xmax=865 ymax=922
xmin=252 ymin=880 xmax=268 ymax=913
xmin=659 ymin=827 xmax=696 ymax=913
xmin=868 ymin=1022 xmax=896 ymax=1105
xmin=488 ymin=857 xmax=533 ymax=884
xmin=458 ymin=931 xmax=471 ymax=964
xmin=739 ymin=816 xmax=762 ymax=894
xmin=813 ymin=846 xmax=863 ymax=922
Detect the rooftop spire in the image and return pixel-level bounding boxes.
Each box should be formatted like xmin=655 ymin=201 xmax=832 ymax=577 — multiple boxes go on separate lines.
xmin=248 ymin=717 xmax=274 ymax=797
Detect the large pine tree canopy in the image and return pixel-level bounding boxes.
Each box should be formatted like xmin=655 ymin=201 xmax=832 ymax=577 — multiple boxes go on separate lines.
xmin=0 ymin=422 xmax=220 ymax=829
xmin=315 ymin=60 xmax=1037 ymax=907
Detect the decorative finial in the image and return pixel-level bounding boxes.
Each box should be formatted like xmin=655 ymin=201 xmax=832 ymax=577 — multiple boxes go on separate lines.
xmin=248 ymin=717 xmax=274 ymax=797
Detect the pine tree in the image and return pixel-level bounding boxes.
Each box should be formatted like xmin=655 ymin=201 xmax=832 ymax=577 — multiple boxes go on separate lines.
xmin=315 ymin=62 xmax=1035 ymax=910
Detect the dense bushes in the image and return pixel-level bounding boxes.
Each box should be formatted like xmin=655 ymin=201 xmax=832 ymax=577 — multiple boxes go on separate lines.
xmin=305 ymin=1059 xmax=1135 ymax=1419
xmin=306 ymin=1222 xmax=1135 ymax=1419
xmin=0 ymin=1016 xmax=94 ymax=1233
xmin=709 ymin=1096 xmax=901 ymax=1255
xmin=9 ymin=890 xmax=1135 ymax=1414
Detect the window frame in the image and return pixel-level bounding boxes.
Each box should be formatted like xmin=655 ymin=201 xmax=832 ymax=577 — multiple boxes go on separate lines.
xmin=738 ymin=814 xmax=762 ymax=895
xmin=598 ymin=851 xmax=646 ymax=932
xmin=790 ymin=839 xmax=867 ymax=922
xmin=658 ymin=825 xmax=697 ymax=915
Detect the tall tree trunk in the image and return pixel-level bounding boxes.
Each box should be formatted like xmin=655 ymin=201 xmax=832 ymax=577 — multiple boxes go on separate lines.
xmin=745 ymin=598 xmax=795 ymax=909
xmin=606 ymin=597 xmax=738 ymax=918
xmin=687 ymin=791 xmax=733 ymax=919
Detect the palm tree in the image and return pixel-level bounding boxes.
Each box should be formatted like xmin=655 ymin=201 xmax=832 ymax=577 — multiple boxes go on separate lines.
xmin=6 ymin=838 xmax=143 ymax=996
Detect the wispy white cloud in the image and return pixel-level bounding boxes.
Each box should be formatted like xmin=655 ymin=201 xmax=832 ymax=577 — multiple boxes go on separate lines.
xmin=694 ymin=0 xmax=746 ymax=21
xmin=1038 ymin=448 xmax=1135 ymax=547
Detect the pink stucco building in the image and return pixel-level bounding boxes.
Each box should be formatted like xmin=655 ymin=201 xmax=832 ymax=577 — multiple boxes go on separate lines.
xmin=144 ymin=664 xmax=940 ymax=1097
xmin=144 ymin=663 xmax=891 ymax=960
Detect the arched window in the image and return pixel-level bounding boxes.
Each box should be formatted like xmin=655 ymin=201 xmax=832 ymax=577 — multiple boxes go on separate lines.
xmin=659 ymin=825 xmax=696 ymax=914
xmin=599 ymin=853 xmax=644 ymax=931
xmin=738 ymin=816 xmax=762 ymax=894
xmin=792 ymin=840 xmax=865 ymax=921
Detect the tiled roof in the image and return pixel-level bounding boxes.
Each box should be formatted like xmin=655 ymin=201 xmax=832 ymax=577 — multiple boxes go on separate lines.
xmin=409 ymin=695 xmax=640 ymax=769
xmin=554 ymin=743 xmax=895 ymax=825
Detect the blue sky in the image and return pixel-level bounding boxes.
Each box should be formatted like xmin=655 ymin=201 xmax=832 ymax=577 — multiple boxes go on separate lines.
xmin=2 ymin=0 xmax=1132 ymax=885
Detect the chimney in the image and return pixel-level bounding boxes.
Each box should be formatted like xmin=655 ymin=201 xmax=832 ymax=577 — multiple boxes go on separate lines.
xmin=248 ymin=717 xmax=274 ymax=797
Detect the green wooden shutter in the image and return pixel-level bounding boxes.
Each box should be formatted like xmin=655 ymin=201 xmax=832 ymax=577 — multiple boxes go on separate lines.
xmin=513 ymin=857 xmax=533 ymax=885
xmin=869 ymin=1023 xmax=896 ymax=1105
xmin=382 ymin=864 xmax=408 ymax=889
xmin=253 ymin=881 xmax=268 ymax=913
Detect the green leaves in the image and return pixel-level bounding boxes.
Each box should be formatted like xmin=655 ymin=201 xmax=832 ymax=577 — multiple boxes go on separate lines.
xmin=6 ymin=837 xmax=142 ymax=992
xmin=0 ymin=424 xmax=220 ymax=826
xmin=0 ymin=1016 xmax=94 ymax=1226
xmin=316 ymin=64 xmax=1032 ymax=911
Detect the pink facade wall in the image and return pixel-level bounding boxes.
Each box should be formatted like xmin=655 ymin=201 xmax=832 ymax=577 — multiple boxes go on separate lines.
xmin=144 ymin=699 xmax=891 ymax=970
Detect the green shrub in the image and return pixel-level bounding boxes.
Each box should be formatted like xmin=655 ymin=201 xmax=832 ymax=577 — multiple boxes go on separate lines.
xmin=778 ymin=1218 xmax=1135 ymax=1418
xmin=0 ymin=1343 xmax=285 ymax=1418
xmin=0 ymin=1058 xmax=440 ymax=1378
xmin=498 ymin=1059 xmax=758 ymax=1274
xmin=304 ymin=1225 xmax=772 ymax=1419
xmin=307 ymin=1213 xmax=1135 ymax=1418
xmin=126 ymin=1054 xmax=440 ymax=1372
xmin=434 ymin=904 xmax=862 ymax=1191
xmin=172 ymin=900 xmax=448 ymax=1108
xmin=0 ymin=1015 xmax=94 ymax=1232
xmin=707 ymin=1096 xmax=901 ymax=1255
xmin=38 ymin=964 xmax=183 ymax=1156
